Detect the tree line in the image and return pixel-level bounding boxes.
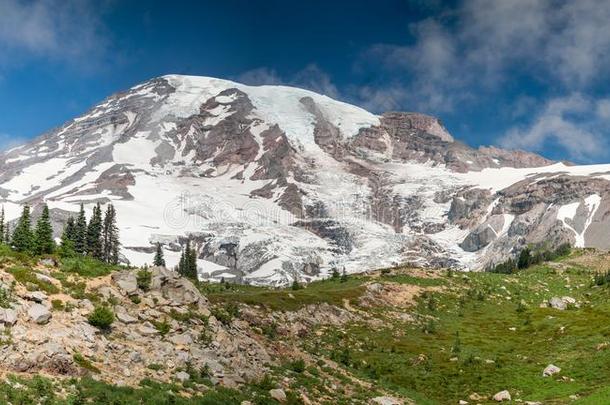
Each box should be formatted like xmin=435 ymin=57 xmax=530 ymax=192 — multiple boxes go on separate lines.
xmin=150 ymin=239 xmax=198 ymax=280
xmin=487 ymin=243 xmax=571 ymax=274
xmin=6 ymin=202 xmax=121 ymax=264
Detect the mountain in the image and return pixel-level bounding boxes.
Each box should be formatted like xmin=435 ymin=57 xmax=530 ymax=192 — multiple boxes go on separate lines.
xmin=1 ymin=74 xmax=609 ymax=285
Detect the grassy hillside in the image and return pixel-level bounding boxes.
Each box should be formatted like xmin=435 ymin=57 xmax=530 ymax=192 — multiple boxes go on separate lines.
xmin=3 ymin=248 xmax=610 ymax=403
xmin=206 ymin=249 xmax=610 ymax=403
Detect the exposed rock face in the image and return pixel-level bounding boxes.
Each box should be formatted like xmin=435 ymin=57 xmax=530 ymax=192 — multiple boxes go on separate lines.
xmin=28 ymin=303 xmax=51 ymax=324
xmin=1 ymin=74 xmax=610 ymax=284
xmin=0 ymin=265 xmax=274 ymax=387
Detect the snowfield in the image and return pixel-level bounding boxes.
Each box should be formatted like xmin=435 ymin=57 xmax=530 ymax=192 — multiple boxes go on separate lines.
xmin=1 ymin=74 xmax=610 ymax=285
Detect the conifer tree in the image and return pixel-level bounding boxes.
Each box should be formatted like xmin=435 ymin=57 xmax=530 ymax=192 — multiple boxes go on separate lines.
xmin=178 ymin=239 xmax=190 ymax=277
xmin=102 ymin=204 xmax=120 ymax=264
xmin=33 ymin=204 xmax=55 ymax=255
xmin=87 ymin=203 xmax=103 ymax=259
xmin=153 ymin=242 xmax=166 ymax=267
xmin=0 ymin=206 xmax=5 ymax=241
xmin=4 ymin=222 xmax=9 ymax=244
xmin=74 ymin=204 xmax=87 ymax=254
xmin=12 ymin=205 xmax=32 ymax=252
xmin=187 ymin=244 xmax=198 ymax=279
xmin=340 ymin=267 xmax=348 ymax=283
xmin=64 ymin=217 xmax=76 ymax=243
xmin=177 ymin=249 xmax=185 ymax=275
xmin=178 ymin=239 xmax=197 ymax=279
xmin=59 ymin=223 xmax=76 ymax=257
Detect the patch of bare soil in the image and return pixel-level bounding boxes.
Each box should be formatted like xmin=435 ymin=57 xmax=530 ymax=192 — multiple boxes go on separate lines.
xmin=359 ymin=282 xmax=443 ymax=308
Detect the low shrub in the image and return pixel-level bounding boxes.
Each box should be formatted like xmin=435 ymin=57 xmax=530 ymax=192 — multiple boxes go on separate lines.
xmin=87 ymin=306 xmax=114 ymax=330
xmin=136 ymin=269 xmax=152 ymax=291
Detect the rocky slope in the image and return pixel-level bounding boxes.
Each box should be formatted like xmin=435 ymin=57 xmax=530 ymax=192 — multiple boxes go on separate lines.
xmin=0 ymin=254 xmax=409 ymax=404
xmin=1 ymin=75 xmax=610 ymax=285
xmin=2 ymin=249 xmax=610 ymax=403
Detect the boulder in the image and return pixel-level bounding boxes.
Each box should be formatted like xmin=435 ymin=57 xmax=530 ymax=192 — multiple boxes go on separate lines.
xmin=269 ymin=388 xmax=287 ymax=402
xmin=34 ymin=273 xmax=56 ymax=284
xmin=148 ymin=266 xmax=207 ymax=306
xmin=543 ymin=364 xmax=561 ymax=377
xmin=24 ymin=291 xmax=48 ymax=303
xmin=137 ymin=322 xmax=159 ymax=336
xmin=28 ymin=304 xmax=51 ymax=324
xmin=115 ymin=310 xmax=137 ymax=324
xmin=549 ymin=297 xmax=567 ymax=310
xmin=549 ymin=296 xmax=577 ymax=310
xmin=37 ymin=258 xmax=57 ymax=267
xmin=493 ymin=390 xmax=511 ymax=402
xmin=175 ymin=371 xmax=190 ymax=383
xmin=370 ymin=397 xmax=402 ymax=405
xmin=111 ymin=271 xmax=138 ymax=295
xmin=0 ymin=308 xmax=18 ymax=326
xmin=169 ymin=333 xmax=193 ymax=346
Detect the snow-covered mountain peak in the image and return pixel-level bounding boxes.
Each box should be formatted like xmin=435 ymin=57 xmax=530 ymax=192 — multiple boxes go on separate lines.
xmin=1 ymin=75 xmax=609 ymax=285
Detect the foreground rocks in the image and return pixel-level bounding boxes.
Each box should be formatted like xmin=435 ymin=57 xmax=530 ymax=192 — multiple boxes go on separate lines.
xmin=493 ymin=390 xmax=511 ymax=402
xmin=543 ymin=364 xmax=561 ymax=377
xmin=0 ymin=266 xmax=273 ymax=388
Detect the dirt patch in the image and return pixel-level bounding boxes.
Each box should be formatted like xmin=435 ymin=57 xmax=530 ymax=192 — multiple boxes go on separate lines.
xmin=359 ymin=282 xmax=443 ymax=308
xmin=369 ymin=266 xmax=443 ymax=279
xmin=563 ymin=250 xmax=610 ymax=273
xmin=86 ymin=275 xmax=113 ymax=290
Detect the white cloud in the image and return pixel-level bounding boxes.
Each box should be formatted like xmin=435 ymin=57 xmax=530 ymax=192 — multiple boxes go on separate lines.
xmin=237 ymin=64 xmax=339 ymax=99
xmin=0 ymin=132 xmax=28 ymax=152
xmin=360 ymin=0 xmax=610 ymax=106
xmin=236 ymin=67 xmax=282 ymax=86
xmin=0 ymin=0 xmax=109 ymax=69
xmin=291 ymin=64 xmax=339 ymax=99
xmin=499 ymin=94 xmax=609 ymax=160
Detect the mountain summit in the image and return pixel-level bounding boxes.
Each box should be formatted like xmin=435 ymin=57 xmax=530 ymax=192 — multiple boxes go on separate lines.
xmin=0 ymin=75 xmax=608 ymax=285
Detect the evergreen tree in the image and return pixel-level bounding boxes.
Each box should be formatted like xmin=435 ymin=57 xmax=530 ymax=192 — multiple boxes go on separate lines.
xmin=178 ymin=239 xmax=198 ymax=279
xmin=102 ymin=204 xmax=120 ymax=264
xmin=11 ymin=205 xmax=33 ymax=252
xmin=74 ymin=204 xmax=87 ymax=254
xmin=4 ymin=222 xmax=9 ymax=244
xmin=178 ymin=248 xmax=185 ymax=275
xmin=86 ymin=203 xmax=103 ymax=259
xmin=340 ymin=267 xmax=348 ymax=283
xmin=0 ymin=206 xmax=5 ymax=242
xmin=331 ymin=267 xmax=340 ymax=280
xmin=153 ymin=242 xmax=166 ymax=267
xmin=188 ymin=244 xmax=198 ymax=279
xmin=33 ymin=204 xmax=55 ymax=255
xmin=517 ymin=247 xmax=532 ymax=270
xmin=63 ymin=217 xmax=76 ymax=243
xmin=59 ymin=227 xmax=76 ymax=258
xmin=178 ymin=239 xmax=190 ymax=277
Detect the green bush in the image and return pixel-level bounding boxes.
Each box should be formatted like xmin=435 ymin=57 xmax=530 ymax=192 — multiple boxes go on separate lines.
xmin=61 ymin=256 xmax=116 ymax=278
xmin=291 ymin=279 xmax=303 ymax=290
xmin=261 ymin=322 xmax=278 ymax=339
xmin=136 ymin=269 xmax=152 ymax=291
xmin=147 ymin=363 xmax=164 ymax=371
xmin=152 ymin=319 xmax=171 ymax=335
xmin=73 ymin=353 xmax=100 ymax=373
xmin=51 ymin=299 xmax=65 ymax=311
xmin=0 ymin=286 xmax=12 ymax=309
xmin=87 ymin=306 xmax=114 ymax=330
xmin=7 ymin=266 xmax=59 ymax=294
xmin=288 ymin=358 xmax=306 ymax=373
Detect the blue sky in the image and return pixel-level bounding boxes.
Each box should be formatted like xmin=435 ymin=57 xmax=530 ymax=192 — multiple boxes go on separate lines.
xmin=1 ymin=0 xmax=610 ymax=163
